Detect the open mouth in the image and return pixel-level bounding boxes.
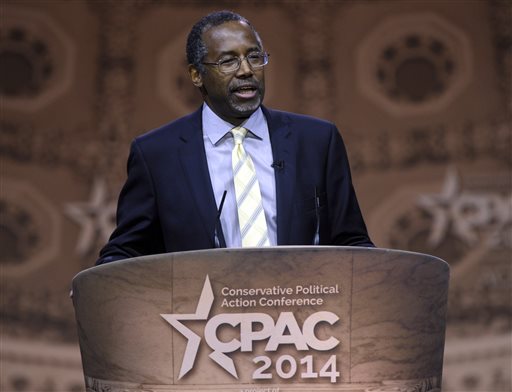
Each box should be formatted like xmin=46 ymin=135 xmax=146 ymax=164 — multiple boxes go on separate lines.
xmin=232 ymin=85 xmax=258 ymax=99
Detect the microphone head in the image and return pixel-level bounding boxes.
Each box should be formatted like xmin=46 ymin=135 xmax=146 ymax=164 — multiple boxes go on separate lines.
xmin=271 ymin=160 xmax=284 ymax=170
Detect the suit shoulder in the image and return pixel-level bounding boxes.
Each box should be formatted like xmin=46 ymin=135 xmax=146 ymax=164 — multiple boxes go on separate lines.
xmin=266 ymin=108 xmax=336 ymax=130
xmin=134 ymin=109 xmax=201 ymax=147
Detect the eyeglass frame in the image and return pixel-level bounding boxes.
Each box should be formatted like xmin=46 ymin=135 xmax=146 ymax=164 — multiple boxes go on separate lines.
xmin=202 ymin=52 xmax=270 ymax=74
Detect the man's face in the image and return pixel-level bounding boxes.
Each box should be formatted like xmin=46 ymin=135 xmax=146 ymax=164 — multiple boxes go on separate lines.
xmin=191 ymin=21 xmax=266 ymax=125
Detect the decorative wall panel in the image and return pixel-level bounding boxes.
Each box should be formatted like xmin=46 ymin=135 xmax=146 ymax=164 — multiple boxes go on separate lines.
xmin=0 ymin=0 xmax=510 ymax=391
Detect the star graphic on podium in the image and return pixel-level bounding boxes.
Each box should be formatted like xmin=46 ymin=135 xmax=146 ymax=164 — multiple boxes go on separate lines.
xmin=65 ymin=178 xmax=117 ymax=257
xmin=161 ymin=275 xmax=215 ymax=379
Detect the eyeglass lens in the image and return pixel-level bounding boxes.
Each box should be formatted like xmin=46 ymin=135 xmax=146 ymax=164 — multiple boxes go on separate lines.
xmin=220 ymin=54 xmax=267 ymax=72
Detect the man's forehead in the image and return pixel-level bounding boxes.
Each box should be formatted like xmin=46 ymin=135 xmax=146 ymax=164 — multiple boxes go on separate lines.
xmin=203 ymin=21 xmax=260 ymax=50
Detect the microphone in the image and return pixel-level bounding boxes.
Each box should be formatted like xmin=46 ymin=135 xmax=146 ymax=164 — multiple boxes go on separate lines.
xmin=271 ymin=160 xmax=285 ymax=170
xmin=313 ymin=187 xmax=320 ymax=246
xmin=214 ymin=190 xmax=227 ymax=248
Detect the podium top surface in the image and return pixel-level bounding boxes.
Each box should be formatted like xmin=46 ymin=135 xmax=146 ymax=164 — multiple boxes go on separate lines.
xmin=75 ymin=245 xmax=448 ymax=278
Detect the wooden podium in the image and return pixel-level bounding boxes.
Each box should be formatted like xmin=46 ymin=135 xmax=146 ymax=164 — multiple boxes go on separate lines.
xmin=72 ymin=246 xmax=449 ymax=391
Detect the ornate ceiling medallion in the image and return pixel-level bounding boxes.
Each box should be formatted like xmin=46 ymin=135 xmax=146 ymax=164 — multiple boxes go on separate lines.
xmin=356 ymin=12 xmax=473 ymax=117
xmin=0 ymin=178 xmax=61 ymax=277
xmin=0 ymin=6 xmax=75 ymax=112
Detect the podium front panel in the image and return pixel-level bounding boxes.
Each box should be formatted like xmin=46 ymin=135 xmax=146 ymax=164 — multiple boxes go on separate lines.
xmin=72 ymin=247 xmax=449 ymax=391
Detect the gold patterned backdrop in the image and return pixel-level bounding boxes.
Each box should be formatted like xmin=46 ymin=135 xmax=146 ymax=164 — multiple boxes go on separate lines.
xmin=0 ymin=0 xmax=510 ymax=391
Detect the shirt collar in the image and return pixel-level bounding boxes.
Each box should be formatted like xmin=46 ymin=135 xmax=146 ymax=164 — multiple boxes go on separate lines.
xmin=202 ymin=103 xmax=267 ymax=146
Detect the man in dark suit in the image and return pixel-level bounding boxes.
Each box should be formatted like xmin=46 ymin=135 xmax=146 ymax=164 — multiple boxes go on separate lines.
xmin=96 ymin=10 xmax=373 ymax=265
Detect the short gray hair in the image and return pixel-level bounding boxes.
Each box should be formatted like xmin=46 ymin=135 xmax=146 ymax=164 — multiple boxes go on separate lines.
xmin=186 ymin=10 xmax=262 ymax=74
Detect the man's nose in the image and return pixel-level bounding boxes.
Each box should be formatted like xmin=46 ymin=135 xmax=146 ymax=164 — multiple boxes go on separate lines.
xmin=236 ymin=57 xmax=253 ymax=77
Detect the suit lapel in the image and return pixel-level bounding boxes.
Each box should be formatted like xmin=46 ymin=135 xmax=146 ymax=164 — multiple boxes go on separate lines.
xmin=178 ymin=108 xmax=222 ymax=247
xmin=263 ymin=107 xmax=296 ymax=245
xmin=177 ymin=106 xmax=295 ymax=247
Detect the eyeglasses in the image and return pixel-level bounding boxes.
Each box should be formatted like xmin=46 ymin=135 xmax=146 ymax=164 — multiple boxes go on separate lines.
xmin=202 ymin=52 xmax=270 ymax=74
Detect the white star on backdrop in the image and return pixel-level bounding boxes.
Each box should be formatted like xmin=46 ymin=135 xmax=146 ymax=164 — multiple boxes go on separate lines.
xmin=418 ymin=167 xmax=460 ymax=247
xmin=65 ymin=178 xmax=117 ymax=257
xmin=418 ymin=167 xmax=512 ymax=248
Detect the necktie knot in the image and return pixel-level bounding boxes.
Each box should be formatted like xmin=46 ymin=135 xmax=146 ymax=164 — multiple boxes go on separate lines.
xmin=231 ymin=126 xmax=248 ymax=146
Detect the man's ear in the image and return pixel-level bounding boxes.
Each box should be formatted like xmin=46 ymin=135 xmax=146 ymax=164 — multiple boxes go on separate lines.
xmin=189 ymin=65 xmax=203 ymax=88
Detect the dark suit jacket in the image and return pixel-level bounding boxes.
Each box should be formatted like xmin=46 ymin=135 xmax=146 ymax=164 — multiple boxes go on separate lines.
xmin=97 ymin=106 xmax=373 ymax=264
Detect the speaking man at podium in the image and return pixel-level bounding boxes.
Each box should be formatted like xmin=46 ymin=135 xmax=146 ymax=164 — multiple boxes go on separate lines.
xmin=96 ymin=11 xmax=374 ymax=265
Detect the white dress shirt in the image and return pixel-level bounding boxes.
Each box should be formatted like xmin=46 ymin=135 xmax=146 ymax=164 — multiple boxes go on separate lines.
xmin=202 ymin=103 xmax=277 ymax=247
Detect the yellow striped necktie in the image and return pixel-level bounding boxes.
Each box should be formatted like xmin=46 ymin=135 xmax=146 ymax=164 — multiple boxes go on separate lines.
xmin=231 ymin=126 xmax=270 ymax=247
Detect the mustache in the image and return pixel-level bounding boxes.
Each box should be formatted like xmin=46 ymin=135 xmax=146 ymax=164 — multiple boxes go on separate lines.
xmin=229 ymin=80 xmax=261 ymax=92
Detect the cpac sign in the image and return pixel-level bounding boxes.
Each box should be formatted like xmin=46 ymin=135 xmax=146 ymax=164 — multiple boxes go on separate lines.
xmin=161 ymin=276 xmax=341 ymax=382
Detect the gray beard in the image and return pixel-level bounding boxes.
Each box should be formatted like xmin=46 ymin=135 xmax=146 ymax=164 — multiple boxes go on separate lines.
xmin=230 ymin=96 xmax=262 ymax=116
